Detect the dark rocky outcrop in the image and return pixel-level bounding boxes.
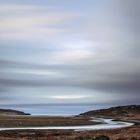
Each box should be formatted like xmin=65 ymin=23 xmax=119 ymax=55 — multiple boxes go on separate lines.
xmin=93 ymin=135 xmax=110 ymax=140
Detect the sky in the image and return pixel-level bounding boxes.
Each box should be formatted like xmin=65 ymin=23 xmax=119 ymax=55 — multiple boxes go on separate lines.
xmin=0 ymin=0 xmax=140 ymax=107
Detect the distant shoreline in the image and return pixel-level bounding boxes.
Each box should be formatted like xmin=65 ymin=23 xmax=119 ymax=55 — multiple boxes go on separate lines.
xmin=0 ymin=104 xmax=140 ymax=118
xmin=1 ymin=104 xmax=139 ymax=117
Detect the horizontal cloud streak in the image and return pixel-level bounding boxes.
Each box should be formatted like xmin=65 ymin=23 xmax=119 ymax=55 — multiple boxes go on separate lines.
xmin=0 ymin=4 xmax=79 ymax=41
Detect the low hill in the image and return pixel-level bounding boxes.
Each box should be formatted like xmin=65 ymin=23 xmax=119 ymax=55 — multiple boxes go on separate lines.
xmin=80 ymin=105 xmax=140 ymax=120
xmin=0 ymin=109 xmax=30 ymax=115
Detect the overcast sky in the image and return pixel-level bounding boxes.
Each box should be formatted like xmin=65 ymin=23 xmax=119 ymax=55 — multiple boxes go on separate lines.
xmin=0 ymin=0 xmax=139 ymax=106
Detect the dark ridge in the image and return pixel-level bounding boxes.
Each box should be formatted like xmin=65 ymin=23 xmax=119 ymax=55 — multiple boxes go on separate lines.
xmin=0 ymin=109 xmax=30 ymax=115
xmin=79 ymin=105 xmax=140 ymax=117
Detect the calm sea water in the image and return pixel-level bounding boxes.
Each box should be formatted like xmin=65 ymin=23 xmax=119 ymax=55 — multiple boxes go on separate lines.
xmin=0 ymin=104 xmax=108 ymax=116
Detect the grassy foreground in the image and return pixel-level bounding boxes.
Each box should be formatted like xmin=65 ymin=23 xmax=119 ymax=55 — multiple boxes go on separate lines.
xmin=0 ymin=125 xmax=139 ymax=140
xmin=0 ymin=115 xmax=98 ymax=127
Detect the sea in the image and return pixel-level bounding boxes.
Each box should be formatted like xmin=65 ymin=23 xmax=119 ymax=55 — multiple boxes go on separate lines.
xmin=0 ymin=104 xmax=108 ymax=116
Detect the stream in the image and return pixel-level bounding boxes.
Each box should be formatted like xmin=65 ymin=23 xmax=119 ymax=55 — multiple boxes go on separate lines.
xmin=0 ymin=117 xmax=134 ymax=131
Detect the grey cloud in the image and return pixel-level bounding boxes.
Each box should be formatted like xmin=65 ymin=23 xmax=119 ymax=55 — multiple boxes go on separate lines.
xmin=0 ymin=59 xmax=140 ymax=94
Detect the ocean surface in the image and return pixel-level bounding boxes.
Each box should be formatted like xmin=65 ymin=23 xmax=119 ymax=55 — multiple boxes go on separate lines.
xmin=0 ymin=104 xmax=108 ymax=116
